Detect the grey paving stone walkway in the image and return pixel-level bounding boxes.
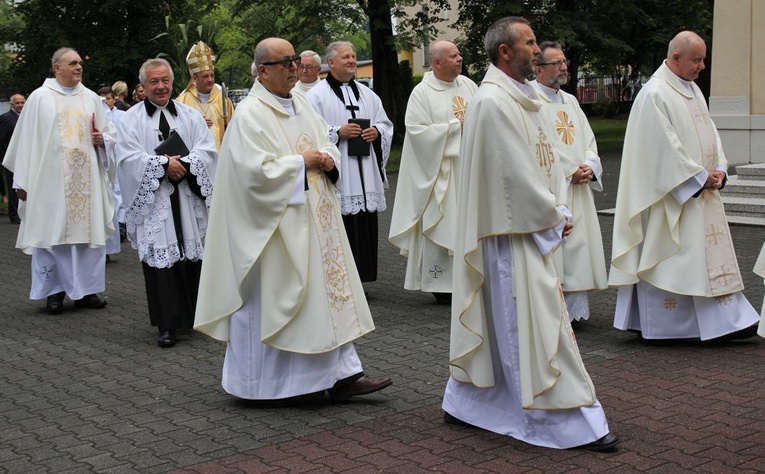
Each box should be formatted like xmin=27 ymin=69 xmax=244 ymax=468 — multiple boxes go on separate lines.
xmin=0 ymin=152 xmax=763 ymax=473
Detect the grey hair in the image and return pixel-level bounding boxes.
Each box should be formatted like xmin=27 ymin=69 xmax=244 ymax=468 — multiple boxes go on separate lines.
xmin=139 ymin=58 xmax=174 ymax=85
xmin=250 ymin=60 xmax=257 ymax=76
xmin=484 ymin=16 xmax=529 ymax=65
xmin=299 ymin=50 xmax=322 ymax=67
xmin=51 ymin=47 xmax=77 ymax=68
xmin=325 ymin=41 xmax=355 ymax=62
xmin=667 ymin=31 xmax=704 ymax=59
xmin=536 ymin=41 xmax=562 ymax=64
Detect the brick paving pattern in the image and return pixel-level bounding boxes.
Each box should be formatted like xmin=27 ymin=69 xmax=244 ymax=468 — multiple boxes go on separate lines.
xmin=0 ymin=152 xmax=763 ymax=473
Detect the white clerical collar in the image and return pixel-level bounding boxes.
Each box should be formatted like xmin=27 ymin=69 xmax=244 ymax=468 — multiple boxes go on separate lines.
xmin=432 ymin=75 xmax=457 ymax=89
xmin=198 ymin=91 xmax=210 ymax=103
xmin=510 ymin=77 xmax=534 ymax=98
xmin=536 ymin=82 xmax=562 ymax=103
xmin=301 ymin=79 xmax=320 ymax=89
xmin=60 ymin=85 xmax=75 ymax=96
xmin=676 ymin=76 xmax=696 ymax=96
xmin=272 ymin=92 xmax=295 ymax=117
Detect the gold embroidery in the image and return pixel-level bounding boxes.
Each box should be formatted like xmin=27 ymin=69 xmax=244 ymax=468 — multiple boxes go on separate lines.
xmin=715 ymin=295 xmax=733 ymax=305
xmin=693 ymin=104 xmax=709 ymax=125
xmin=452 ymin=96 xmax=468 ymax=120
xmin=709 ymin=264 xmax=738 ymax=289
xmin=664 ymin=298 xmax=677 ymax=310
xmin=705 ymin=223 xmax=725 ymax=246
xmin=536 ymin=127 xmax=555 ymax=178
xmin=555 ymin=110 xmax=575 ymax=145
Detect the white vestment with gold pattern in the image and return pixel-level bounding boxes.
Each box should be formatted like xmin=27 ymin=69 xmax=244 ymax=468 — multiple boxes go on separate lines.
xmin=194 ymin=79 xmax=375 ymax=399
xmin=177 ymin=83 xmax=234 ymax=151
xmin=389 ymin=72 xmax=477 ymax=293
xmin=443 ymin=65 xmax=609 ymax=449
xmin=531 ymin=80 xmax=608 ymax=321
xmin=610 ymin=61 xmax=759 ymax=339
xmin=3 ymin=79 xmax=116 ymax=300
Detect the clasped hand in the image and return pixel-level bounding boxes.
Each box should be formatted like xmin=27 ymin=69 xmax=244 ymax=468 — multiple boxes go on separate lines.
xmin=302 ymin=150 xmax=335 ymax=171
xmin=338 ymin=123 xmax=378 ymax=142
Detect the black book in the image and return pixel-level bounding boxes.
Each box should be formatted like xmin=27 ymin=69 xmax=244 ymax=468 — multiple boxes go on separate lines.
xmin=154 ymin=131 xmax=189 ymax=157
xmin=347 ymin=118 xmax=370 ymax=157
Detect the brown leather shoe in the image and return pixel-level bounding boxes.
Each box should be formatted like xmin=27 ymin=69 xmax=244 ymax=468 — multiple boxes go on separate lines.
xmin=328 ymin=375 xmax=392 ymax=402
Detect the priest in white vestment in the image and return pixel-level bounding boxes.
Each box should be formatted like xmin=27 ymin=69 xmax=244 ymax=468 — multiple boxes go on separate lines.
xmin=194 ymin=38 xmax=392 ymax=402
xmin=291 ymin=50 xmax=322 ymax=100
xmin=3 ymin=47 xmax=115 ymax=315
xmin=117 ymin=59 xmax=217 ymax=348
xmin=531 ymin=42 xmax=608 ymax=322
xmin=443 ymin=17 xmax=618 ymax=451
xmin=389 ymin=41 xmax=477 ymax=304
xmin=99 ymin=86 xmax=126 ymax=259
xmin=609 ymin=31 xmax=760 ymax=341
xmin=307 ymin=41 xmax=393 ymax=283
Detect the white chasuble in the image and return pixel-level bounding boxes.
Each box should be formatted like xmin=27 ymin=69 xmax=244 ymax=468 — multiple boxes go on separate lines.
xmin=3 ymin=79 xmax=115 ymax=254
xmin=389 ymin=72 xmax=477 ymax=292
xmin=262 ymin=112 xmax=370 ymax=352
xmin=610 ymin=61 xmax=759 ymax=340
xmin=532 ymin=82 xmax=607 ymax=295
xmin=194 ymin=79 xmax=374 ymax=355
xmin=448 ymin=65 xmax=596 ymax=410
xmin=683 ymin=95 xmax=743 ymax=295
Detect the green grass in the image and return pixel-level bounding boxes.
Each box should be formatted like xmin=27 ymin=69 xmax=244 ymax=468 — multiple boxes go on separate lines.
xmin=386 ymin=114 xmax=628 ymax=173
xmin=589 ymin=115 xmax=628 ymax=154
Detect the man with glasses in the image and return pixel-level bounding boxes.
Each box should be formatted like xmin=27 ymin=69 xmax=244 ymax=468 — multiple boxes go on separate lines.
xmin=292 ymin=50 xmax=323 ymax=99
xmin=610 ymin=31 xmax=760 ymax=342
xmin=195 ymin=37 xmax=392 ymax=403
xmin=443 ymin=17 xmax=618 ymax=450
xmin=2 ymin=47 xmax=116 ymax=315
xmin=307 ymin=41 xmax=393 ymax=285
xmin=530 ymin=41 xmax=607 ymax=323
xmin=389 ymin=40 xmax=477 ymax=304
xmin=177 ymin=41 xmax=235 ymax=151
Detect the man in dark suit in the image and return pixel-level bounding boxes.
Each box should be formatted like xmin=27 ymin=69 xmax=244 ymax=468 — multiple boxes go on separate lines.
xmin=0 ymin=94 xmax=25 ymax=224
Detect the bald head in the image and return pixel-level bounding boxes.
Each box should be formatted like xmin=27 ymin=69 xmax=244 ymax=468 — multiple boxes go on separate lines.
xmin=255 ymin=37 xmax=298 ymax=98
xmin=667 ymin=31 xmax=705 ymax=59
xmin=666 ymin=31 xmax=706 ymax=82
xmin=430 ymin=40 xmax=463 ymax=82
xmin=10 ymin=94 xmax=25 ymax=113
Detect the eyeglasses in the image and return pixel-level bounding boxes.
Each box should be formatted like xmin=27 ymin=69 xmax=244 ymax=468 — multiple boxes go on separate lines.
xmin=537 ymin=59 xmax=570 ymax=68
xmin=298 ymin=64 xmax=320 ymax=71
xmin=261 ymin=56 xmax=301 ymax=68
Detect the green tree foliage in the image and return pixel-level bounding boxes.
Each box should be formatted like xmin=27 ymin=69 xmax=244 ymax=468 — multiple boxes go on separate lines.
xmin=151 ymin=16 xmax=218 ymax=95
xmin=5 ymin=1 xmax=210 ymax=96
xmin=455 ymin=0 xmax=714 ymax=92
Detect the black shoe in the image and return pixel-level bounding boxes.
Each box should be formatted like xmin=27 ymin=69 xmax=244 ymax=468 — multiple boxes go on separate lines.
xmin=74 ymin=294 xmax=107 ymax=309
xmin=443 ymin=412 xmax=471 ymax=426
xmin=157 ymin=329 xmax=177 ymax=348
xmin=576 ymin=433 xmax=620 ymax=451
xmin=433 ymin=292 xmax=452 ymax=305
xmin=9 ymin=216 xmax=20 ymax=224
xmin=46 ymin=292 xmax=65 ymax=315
xmin=715 ymin=324 xmax=759 ymax=342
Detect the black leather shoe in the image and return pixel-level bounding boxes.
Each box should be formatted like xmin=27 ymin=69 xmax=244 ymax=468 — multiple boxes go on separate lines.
xmin=576 ymin=433 xmax=620 ymax=451
xmin=157 ymin=329 xmax=177 ymax=348
xmin=74 ymin=294 xmax=107 ymax=309
xmin=46 ymin=292 xmax=65 ymax=315
xmin=443 ymin=412 xmax=472 ymax=427
xmin=9 ymin=216 xmax=20 ymax=224
xmin=328 ymin=375 xmax=392 ymax=402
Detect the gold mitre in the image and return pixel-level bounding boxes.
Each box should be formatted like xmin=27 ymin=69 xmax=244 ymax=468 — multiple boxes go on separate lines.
xmin=186 ymin=41 xmax=216 ymax=74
